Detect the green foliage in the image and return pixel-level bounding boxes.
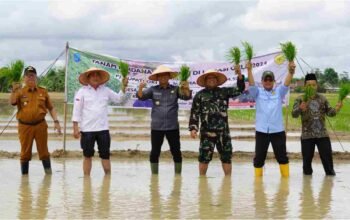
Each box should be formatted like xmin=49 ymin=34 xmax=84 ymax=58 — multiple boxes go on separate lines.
xmin=0 ymin=60 xmax=24 ymax=92
xmin=118 ymin=60 xmax=129 ymax=78
xmin=338 ymin=83 xmax=350 ymax=101
xmin=38 ymin=67 xmax=65 ymax=92
xmin=242 ymin=41 xmax=253 ymax=61
xmin=227 ymin=47 xmax=241 ymax=65
xmin=178 ymin=65 xmax=191 ymax=82
xmin=323 ymin=68 xmax=339 ymax=86
xmin=339 ymin=72 xmax=349 ymax=84
xmin=303 ymin=85 xmax=316 ymax=102
xmin=280 ymin=41 xmax=297 ymax=61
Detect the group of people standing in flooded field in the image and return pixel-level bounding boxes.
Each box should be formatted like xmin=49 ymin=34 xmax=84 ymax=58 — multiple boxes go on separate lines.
xmin=10 ymin=62 xmax=343 ymax=177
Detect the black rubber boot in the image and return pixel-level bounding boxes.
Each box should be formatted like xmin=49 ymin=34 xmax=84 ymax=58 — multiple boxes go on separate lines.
xmin=150 ymin=163 xmax=159 ymax=174
xmin=21 ymin=161 xmax=29 ymax=175
xmin=42 ymin=159 xmax=52 ymax=175
xmin=175 ymin=162 xmax=182 ymax=174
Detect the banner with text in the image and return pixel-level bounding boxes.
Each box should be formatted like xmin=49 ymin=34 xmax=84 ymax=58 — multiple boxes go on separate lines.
xmin=66 ymin=47 xmax=289 ymax=109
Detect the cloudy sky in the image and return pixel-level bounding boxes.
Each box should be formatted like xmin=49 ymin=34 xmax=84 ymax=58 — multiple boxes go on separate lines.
xmin=1 ymin=0 xmax=349 ymax=77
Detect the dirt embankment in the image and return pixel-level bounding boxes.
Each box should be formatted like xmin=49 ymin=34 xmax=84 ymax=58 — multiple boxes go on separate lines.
xmin=2 ymin=149 xmax=350 ymax=161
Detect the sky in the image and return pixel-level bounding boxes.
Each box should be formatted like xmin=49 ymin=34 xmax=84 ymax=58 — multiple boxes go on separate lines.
xmin=0 ymin=0 xmax=349 ymax=77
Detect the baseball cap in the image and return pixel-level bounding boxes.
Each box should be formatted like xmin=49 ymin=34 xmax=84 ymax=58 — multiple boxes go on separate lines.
xmin=261 ymin=70 xmax=275 ymax=81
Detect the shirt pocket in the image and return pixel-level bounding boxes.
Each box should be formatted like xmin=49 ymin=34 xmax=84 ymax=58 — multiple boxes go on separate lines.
xmin=84 ymin=96 xmax=96 ymax=105
xmin=99 ymin=96 xmax=110 ymax=107
xmin=153 ymin=92 xmax=162 ymax=106
xmin=20 ymin=97 xmax=29 ymax=108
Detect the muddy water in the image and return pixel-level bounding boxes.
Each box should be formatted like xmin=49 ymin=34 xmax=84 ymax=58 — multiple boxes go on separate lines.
xmin=1 ymin=139 xmax=350 ymax=154
xmin=1 ymin=159 xmax=350 ymax=219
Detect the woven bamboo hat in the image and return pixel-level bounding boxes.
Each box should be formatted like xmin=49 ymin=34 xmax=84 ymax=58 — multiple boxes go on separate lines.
xmin=196 ymin=69 xmax=227 ymax=87
xmin=148 ymin=65 xmax=178 ymax=81
xmin=79 ymin=67 xmax=110 ymax=86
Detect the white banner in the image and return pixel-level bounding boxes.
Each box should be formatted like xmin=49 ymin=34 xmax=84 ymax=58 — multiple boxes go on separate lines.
xmin=67 ymin=48 xmax=289 ymax=109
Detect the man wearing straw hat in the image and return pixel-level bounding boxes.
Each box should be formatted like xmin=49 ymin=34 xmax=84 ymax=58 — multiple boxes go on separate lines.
xmin=189 ymin=67 xmax=245 ymax=176
xmin=292 ymin=73 xmax=343 ymax=176
xmin=72 ymin=67 xmax=128 ymax=176
xmin=245 ymin=61 xmax=295 ymax=178
xmin=137 ymin=65 xmax=191 ymax=174
xmin=10 ymin=66 xmax=62 ymax=175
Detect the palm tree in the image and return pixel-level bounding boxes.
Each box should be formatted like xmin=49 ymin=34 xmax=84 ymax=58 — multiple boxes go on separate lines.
xmin=0 ymin=60 xmax=24 ymax=92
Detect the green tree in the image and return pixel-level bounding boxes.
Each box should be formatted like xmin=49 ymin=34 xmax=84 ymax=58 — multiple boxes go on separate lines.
xmin=323 ymin=68 xmax=339 ymax=86
xmin=0 ymin=60 xmax=24 ymax=92
xmin=339 ymin=71 xmax=349 ymax=84
xmin=38 ymin=67 xmax=65 ymax=92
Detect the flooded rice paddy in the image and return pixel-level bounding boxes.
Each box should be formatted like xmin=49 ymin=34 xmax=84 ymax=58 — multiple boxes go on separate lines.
xmin=1 ymin=158 xmax=350 ymax=219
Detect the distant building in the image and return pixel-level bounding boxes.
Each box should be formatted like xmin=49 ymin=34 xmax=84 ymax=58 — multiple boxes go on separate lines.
xmin=323 ymin=82 xmax=339 ymax=93
xmin=290 ymin=80 xmax=304 ymax=92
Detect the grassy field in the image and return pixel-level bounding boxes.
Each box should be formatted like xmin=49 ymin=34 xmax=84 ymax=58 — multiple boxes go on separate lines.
xmin=229 ymin=93 xmax=350 ymax=132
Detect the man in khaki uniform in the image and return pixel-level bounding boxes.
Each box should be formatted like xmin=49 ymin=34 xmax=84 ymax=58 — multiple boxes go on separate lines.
xmin=10 ymin=66 xmax=61 ymax=175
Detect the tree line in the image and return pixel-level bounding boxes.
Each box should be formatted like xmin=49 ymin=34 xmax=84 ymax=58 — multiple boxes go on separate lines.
xmin=292 ymin=68 xmax=350 ymax=93
xmin=0 ymin=60 xmax=65 ymax=92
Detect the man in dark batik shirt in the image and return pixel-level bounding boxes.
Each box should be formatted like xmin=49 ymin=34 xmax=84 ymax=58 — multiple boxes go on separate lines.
xmin=189 ymin=66 xmax=245 ymax=176
xmin=292 ymin=73 xmax=343 ymax=176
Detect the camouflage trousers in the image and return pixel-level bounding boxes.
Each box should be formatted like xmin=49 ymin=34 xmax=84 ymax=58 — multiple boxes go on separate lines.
xmin=199 ymin=131 xmax=232 ymax=164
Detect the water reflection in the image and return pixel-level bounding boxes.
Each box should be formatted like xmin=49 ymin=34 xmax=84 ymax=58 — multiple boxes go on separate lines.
xmin=149 ymin=175 xmax=183 ymax=219
xmin=80 ymin=176 xmax=111 ymax=219
xmin=81 ymin=177 xmax=94 ymax=218
xmin=163 ymin=176 xmax=182 ymax=219
xmin=198 ymin=177 xmax=233 ymax=219
xmin=149 ymin=175 xmax=161 ymax=219
xmin=96 ymin=176 xmax=111 ymax=218
xmin=18 ymin=175 xmax=52 ymax=219
xmin=299 ymin=176 xmax=334 ymax=219
xmin=254 ymin=178 xmax=289 ymax=219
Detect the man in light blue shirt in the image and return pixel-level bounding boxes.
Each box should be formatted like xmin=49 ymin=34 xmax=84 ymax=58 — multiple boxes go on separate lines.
xmin=246 ymin=61 xmax=295 ymax=177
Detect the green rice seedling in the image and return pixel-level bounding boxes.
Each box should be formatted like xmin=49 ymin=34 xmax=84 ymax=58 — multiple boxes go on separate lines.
xmin=227 ymin=47 xmax=241 ymax=65
xmin=118 ymin=60 xmax=129 ymax=78
xmin=280 ymin=41 xmax=297 ymax=61
xmin=242 ymin=41 xmax=253 ymax=61
xmin=178 ymin=65 xmax=191 ymax=82
xmin=303 ymin=85 xmax=316 ymax=102
xmin=339 ymin=83 xmax=350 ymax=101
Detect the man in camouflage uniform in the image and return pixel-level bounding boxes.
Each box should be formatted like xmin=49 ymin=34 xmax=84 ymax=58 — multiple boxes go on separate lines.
xmin=292 ymin=73 xmax=343 ymax=175
xmin=189 ymin=67 xmax=245 ymax=175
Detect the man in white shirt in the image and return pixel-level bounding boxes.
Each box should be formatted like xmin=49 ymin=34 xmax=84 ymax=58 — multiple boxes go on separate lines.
xmin=72 ymin=67 xmax=128 ymax=176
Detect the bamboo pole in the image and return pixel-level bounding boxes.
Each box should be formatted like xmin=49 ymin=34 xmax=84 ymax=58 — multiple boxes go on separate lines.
xmin=63 ymin=42 xmax=69 ymax=152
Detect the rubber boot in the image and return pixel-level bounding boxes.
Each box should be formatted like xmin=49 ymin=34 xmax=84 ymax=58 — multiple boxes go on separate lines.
xmin=255 ymin=167 xmax=263 ymax=177
xmin=42 ymin=159 xmax=52 ymax=175
xmin=280 ymin=164 xmax=289 ymax=177
xmin=150 ymin=163 xmax=159 ymax=174
xmin=175 ymin=162 xmax=182 ymax=174
xmin=21 ymin=161 xmax=29 ymax=175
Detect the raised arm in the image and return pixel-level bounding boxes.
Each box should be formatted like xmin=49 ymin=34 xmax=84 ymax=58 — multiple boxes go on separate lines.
xmin=136 ymin=82 xmax=153 ymax=100
xmin=9 ymin=83 xmax=21 ymax=105
xmin=246 ymin=61 xmax=254 ymax=86
xmin=178 ymin=81 xmax=192 ymax=100
xmin=284 ymin=61 xmax=296 ymax=87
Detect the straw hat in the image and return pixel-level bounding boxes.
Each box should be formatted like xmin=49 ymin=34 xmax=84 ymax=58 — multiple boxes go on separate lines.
xmin=148 ymin=65 xmax=178 ymax=81
xmin=79 ymin=67 xmax=110 ymax=86
xmin=196 ymin=69 xmax=227 ymax=87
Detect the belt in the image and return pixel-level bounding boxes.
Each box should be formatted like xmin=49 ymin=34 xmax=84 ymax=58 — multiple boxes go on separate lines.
xmin=18 ymin=119 xmax=45 ymax=126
